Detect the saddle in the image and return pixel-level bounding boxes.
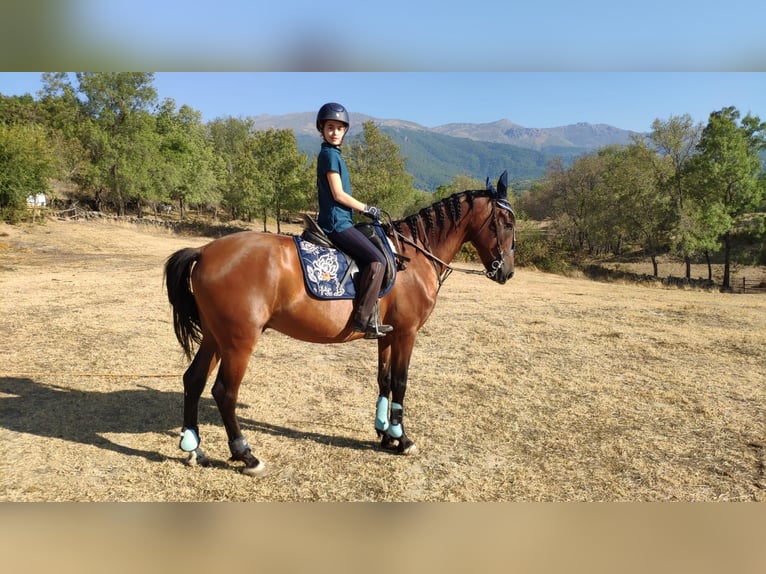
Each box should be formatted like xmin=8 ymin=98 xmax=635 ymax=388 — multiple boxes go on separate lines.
xmin=293 ymin=214 xmax=398 ymax=300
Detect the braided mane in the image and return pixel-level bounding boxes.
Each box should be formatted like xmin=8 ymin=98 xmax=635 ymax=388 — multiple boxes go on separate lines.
xmin=390 ymin=189 xmax=489 ymax=245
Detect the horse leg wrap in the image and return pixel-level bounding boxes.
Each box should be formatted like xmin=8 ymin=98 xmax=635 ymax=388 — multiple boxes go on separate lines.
xmin=229 ymin=436 xmax=250 ymax=457
xmin=375 ymin=396 xmax=390 ymax=432
xmin=179 ymin=426 xmax=200 ymax=452
xmin=387 ymin=403 xmax=403 ymax=439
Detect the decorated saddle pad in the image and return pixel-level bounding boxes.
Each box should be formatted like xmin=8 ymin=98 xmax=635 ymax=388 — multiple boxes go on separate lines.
xmin=293 ymin=225 xmax=396 ymax=300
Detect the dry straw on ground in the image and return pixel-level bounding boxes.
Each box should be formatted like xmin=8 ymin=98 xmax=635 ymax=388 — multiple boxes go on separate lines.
xmin=1 ymin=219 xmax=764 ymax=501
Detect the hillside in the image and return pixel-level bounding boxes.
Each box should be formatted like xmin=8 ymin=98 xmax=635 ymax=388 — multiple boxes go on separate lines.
xmin=254 ymin=113 xmax=639 ymax=191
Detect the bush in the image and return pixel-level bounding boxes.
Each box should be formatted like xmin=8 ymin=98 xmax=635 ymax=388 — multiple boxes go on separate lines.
xmin=515 ymin=221 xmax=574 ymax=274
xmin=0 ymin=124 xmax=55 ymax=223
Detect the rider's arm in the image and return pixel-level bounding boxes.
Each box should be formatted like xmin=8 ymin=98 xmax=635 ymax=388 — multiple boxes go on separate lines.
xmin=326 ymin=171 xmax=366 ymax=213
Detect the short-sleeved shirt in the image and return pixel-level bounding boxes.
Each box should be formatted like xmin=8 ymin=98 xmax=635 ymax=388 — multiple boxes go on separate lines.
xmin=317 ymin=142 xmax=354 ymax=234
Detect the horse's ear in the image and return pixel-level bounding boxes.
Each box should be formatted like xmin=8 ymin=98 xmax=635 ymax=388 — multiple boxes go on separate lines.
xmin=485 ymin=176 xmax=496 ymax=195
xmin=496 ymin=170 xmax=508 ymax=199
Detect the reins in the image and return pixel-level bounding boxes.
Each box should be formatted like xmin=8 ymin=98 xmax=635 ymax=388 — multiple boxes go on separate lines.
xmin=381 ymin=194 xmax=505 ymax=290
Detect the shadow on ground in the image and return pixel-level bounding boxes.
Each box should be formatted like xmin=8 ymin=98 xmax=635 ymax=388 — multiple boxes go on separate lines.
xmin=0 ymin=377 xmax=376 ymax=464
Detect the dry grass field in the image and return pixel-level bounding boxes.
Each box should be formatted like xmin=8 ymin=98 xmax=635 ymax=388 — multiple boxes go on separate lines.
xmin=1 ymin=218 xmax=764 ymax=501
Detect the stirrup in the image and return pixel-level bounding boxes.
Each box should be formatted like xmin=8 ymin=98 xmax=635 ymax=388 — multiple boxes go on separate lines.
xmin=363 ymin=322 xmax=393 ymax=339
xmin=351 ymin=318 xmax=393 ymax=338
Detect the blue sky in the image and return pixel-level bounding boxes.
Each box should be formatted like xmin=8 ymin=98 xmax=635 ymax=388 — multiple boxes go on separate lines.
xmin=66 ymin=0 xmax=765 ymax=71
xmin=3 ymin=1 xmax=766 ymax=71
xmin=1 ymin=72 xmax=763 ymax=133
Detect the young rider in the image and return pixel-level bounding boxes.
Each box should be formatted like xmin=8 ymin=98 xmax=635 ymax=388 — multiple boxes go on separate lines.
xmin=315 ymin=102 xmax=393 ymax=339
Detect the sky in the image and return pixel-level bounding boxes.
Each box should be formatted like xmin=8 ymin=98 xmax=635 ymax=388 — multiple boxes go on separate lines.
xmin=1 ymin=72 xmax=764 ymax=133
xmin=60 ymin=1 xmax=766 ymax=71
xmin=2 ymin=1 xmax=765 ymax=71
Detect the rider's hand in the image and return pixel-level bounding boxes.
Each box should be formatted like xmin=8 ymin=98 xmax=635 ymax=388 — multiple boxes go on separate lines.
xmin=362 ymin=205 xmax=381 ymax=220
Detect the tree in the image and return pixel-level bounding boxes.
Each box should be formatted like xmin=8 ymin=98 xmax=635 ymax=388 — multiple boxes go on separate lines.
xmin=433 ymin=174 xmax=484 ymax=200
xmin=0 ymin=93 xmax=44 ymax=126
xmin=686 ymin=107 xmax=765 ymax=290
xmin=649 ymin=114 xmax=703 ymax=277
xmin=155 ymin=99 xmax=221 ymax=218
xmin=249 ymin=128 xmax=311 ymax=232
xmin=551 ymin=150 xmax=611 ymax=253
xmin=345 ymin=121 xmax=415 ymax=217
xmin=206 ymin=116 xmax=255 ymax=220
xmin=604 ymin=141 xmax=673 ymax=275
xmin=0 ymin=123 xmax=55 ymax=222
xmin=75 ymin=72 xmax=159 ymax=215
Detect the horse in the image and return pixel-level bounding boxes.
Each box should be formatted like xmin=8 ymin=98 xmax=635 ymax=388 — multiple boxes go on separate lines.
xmin=164 ymin=172 xmax=516 ymax=476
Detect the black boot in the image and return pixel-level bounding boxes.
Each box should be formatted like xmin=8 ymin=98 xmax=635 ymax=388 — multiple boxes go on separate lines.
xmin=352 ymin=262 xmax=393 ymax=338
xmin=362 ymin=303 xmax=393 ymax=339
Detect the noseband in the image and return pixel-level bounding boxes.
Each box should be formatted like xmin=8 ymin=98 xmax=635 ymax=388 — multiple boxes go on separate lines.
xmin=478 ymin=198 xmax=516 ymax=280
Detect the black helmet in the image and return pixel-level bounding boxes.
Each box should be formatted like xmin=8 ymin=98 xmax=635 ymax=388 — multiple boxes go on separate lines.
xmin=316 ymin=102 xmax=349 ymax=132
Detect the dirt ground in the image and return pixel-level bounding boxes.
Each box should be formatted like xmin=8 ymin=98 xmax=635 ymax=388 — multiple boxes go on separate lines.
xmin=1 ymin=218 xmax=764 ymax=501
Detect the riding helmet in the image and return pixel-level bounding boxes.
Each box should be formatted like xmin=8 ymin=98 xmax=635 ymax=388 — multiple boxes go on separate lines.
xmin=316 ymin=102 xmax=350 ymax=132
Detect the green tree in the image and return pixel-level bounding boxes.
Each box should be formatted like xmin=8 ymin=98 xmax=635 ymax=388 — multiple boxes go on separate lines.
xmin=551 ymin=150 xmax=611 ymax=253
xmin=345 ymin=121 xmax=415 ymax=217
xmin=433 ymin=174 xmax=484 ymax=200
xmin=0 ymin=93 xmax=44 ymax=126
xmin=0 ymin=123 xmax=55 ymax=222
xmin=37 ymin=73 xmax=92 ymax=190
xmin=686 ymin=107 xmax=766 ymax=290
xmin=649 ymin=114 xmax=704 ymax=277
xmin=604 ymin=141 xmax=673 ymax=274
xmin=75 ymin=72 xmax=159 ymax=215
xmin=515 ymin=158 xmax=565 ymax=222
xmin=250 ymin=128 xmax=311 ymax=232
xmin=206 ymin=116 xmax=254 ymax=220
xmin=155 ymin=99 xmax=221 ymax=218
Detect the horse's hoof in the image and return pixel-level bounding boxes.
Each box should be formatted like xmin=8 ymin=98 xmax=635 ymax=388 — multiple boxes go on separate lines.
xmin=241 ymin=460 xmax=268 ymax=477
xmin=380 ymin=435 xmax=398 ymax=451
xmin=399 ymin=442 xmax=417 ymax=456
xmin=185 ymin=448 xmax=209 ymax=467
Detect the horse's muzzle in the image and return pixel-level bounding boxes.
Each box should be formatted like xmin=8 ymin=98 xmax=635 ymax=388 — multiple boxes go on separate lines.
xmin=494 ymin=270 xmax=514 ymax=285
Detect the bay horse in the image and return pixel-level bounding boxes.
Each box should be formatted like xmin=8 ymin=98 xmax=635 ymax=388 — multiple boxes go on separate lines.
xmin=164 ymin=172 xmax=516 ymax=476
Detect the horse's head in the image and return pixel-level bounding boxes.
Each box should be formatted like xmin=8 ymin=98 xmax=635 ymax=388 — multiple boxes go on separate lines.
xmin=470 ymin=171 xmax=516 ymax=284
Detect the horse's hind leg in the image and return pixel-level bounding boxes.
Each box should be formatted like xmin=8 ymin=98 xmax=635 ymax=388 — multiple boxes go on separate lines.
xmin=179 ymin=337 xmax=219 ymax=467
xmin=212 ymin=346 xmax=266 ymax=477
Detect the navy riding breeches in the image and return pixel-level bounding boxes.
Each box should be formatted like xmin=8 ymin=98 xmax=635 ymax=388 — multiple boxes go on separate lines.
xmin=329 ymin=226 xmax=386 ymax=267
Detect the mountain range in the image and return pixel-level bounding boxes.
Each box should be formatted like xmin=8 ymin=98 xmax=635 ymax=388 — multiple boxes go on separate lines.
xmin=251 ymin=112 xmax=641 ymax=191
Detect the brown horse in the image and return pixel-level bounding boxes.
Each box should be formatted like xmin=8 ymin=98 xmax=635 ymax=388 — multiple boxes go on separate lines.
xmin=164 ymin=172 xmax=516 ymax=476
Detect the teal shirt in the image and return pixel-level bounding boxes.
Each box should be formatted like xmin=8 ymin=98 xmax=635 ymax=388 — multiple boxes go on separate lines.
xmin=317 ymin=142 xmax=354 ymax=233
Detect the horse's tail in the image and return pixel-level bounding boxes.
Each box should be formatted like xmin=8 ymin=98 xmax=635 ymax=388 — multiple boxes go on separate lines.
xmin=164 ymin=247 xmax=203 ymax=361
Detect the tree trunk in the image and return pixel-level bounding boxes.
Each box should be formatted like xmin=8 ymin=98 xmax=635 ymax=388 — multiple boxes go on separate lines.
xmin=651 ymin=254 xmax=659 ymax=277
xmin=111 ymin=164 xmax=125 ymax=216
xmin=721 ymin=232 xmax=732 ymax=291
xmin=704 ymin=251 xmax=713 ymax=281
xmin=684 ymin=256 xmax=691 ymax=279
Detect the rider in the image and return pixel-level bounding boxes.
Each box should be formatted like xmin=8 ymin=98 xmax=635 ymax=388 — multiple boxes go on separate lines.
xmin=315 ymin=102 xmax=393 ymax=339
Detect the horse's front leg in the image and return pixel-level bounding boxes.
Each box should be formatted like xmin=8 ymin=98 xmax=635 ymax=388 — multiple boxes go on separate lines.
xmin=376 ymin=334 xmax=417 ymax=455
xmin=375 ymin=340 xmax=393 ymax=438
xmin=179 ymin=337 xmax=218 ymax=467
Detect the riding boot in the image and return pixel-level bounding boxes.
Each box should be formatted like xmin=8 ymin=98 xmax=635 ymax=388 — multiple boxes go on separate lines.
xmin=352 ymin=261 xmax=393 ymax=338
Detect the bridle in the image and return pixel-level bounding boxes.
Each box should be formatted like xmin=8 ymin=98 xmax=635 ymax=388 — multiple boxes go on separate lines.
xmin=482 ymin=198 xmax=516 ymax=281
xmin=384 ymin=196 xmax=516 ymax=288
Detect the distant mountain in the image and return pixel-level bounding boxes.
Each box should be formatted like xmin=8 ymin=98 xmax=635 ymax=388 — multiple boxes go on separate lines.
xmin=431 ymin=119 xmax=637 ymax=151
xmin=251 ymin=113 xmax=640 ymax=191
